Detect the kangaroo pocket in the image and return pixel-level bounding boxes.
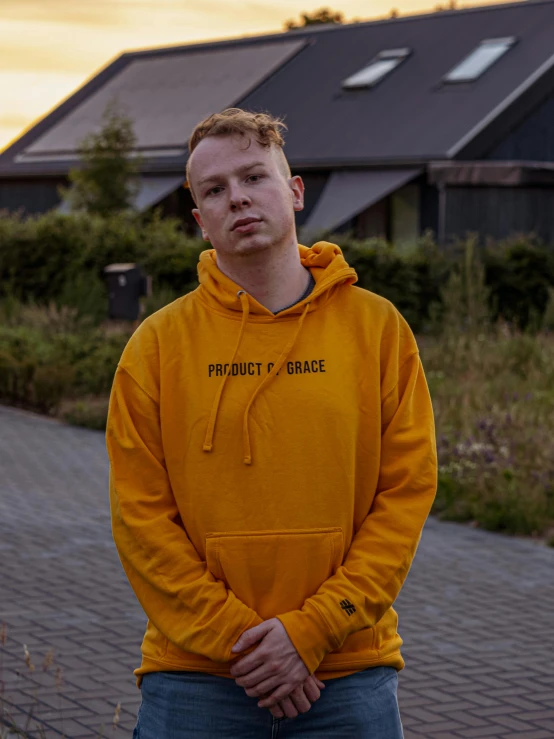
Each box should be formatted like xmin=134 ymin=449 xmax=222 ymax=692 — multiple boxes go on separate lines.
xmin=206 ymin=527 xmax=344 ymax=620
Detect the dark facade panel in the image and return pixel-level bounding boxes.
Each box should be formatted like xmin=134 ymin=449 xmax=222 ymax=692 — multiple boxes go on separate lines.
xmin=420 ymin=180 xmax=439 ymax=237
xmin=485 ymin=91 xmax=554 ymax=162
xmin=0 ymin=179 xmax=64 ymax=215
xmin=444 ymin=186 xmax=554 ymax=244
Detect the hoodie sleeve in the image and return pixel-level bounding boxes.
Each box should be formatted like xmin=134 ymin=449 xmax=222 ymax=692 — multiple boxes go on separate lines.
xmin=276 ymin=349 xmax=437 ymax=675
xmin=107 ymin=364 xmax=262 ymax=664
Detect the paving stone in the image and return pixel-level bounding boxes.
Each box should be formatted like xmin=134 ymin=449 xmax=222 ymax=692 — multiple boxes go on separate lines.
xmin=1 ymin=404 xmax=554 ymax=738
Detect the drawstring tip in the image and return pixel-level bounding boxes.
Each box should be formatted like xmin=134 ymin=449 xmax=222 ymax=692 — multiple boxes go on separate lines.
xmin=203 ymin=444 xmax=213 ymax=453
xmin=243 ymin=456 xmax=252 ymax=465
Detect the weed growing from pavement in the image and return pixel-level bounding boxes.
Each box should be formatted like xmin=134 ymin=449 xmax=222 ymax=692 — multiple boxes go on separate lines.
xmin=0 ymin=624 xmax=121 ymax=738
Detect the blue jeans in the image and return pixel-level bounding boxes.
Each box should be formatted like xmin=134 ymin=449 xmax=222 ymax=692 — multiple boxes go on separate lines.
xmin=133 ymin=666 xmax=404 ymax=738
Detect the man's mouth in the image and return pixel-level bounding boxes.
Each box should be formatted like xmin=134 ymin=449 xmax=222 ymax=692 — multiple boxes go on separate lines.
xmin=232 ymin=217 xmax=261 ymax=233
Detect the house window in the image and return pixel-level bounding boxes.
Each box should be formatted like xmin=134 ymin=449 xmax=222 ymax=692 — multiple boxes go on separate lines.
xmin=342 ymin=48 xmax=410 ymax=89
xmin=444 ymin=37 xmax=516 ymax=82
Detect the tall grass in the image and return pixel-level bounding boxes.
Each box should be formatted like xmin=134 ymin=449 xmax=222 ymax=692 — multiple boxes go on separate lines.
xmin=420 ymin=241 xmax=554 ymax=536
xmin=0 ymin=300 xmax=130 ymax=423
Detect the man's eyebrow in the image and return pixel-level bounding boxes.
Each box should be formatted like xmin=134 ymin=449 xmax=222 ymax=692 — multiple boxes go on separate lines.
xmin=197 ymin=162 xmax=267 ymax=189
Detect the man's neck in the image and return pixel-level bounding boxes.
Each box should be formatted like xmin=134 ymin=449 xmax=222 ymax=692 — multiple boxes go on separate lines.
xmin=215 ymin=240 xmax=311 ymax=313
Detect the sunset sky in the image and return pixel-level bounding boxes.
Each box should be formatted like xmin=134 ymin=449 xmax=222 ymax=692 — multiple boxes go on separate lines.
xmin=1 ymin=0 xmax=514 ymax=153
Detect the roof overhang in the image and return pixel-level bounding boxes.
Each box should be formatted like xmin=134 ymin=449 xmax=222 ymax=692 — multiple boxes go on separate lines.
xmin=448 ymin=51 xmax=554 ymax=160
xmin=428 ymin=160 xmax=554 ymax=186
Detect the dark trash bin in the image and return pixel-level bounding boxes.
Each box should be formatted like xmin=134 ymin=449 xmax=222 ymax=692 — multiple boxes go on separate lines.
xmin=104 ymin=263 xmax=149 ymax=321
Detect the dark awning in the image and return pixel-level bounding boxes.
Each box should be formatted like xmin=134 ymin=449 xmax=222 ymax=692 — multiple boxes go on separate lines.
xmin=134 ymin=176 xmax=185 ymax=211
xmin=57 ymin=175 xmax=184 ymax=214
xmin=301 ymin=168 xmax=422 ymax=235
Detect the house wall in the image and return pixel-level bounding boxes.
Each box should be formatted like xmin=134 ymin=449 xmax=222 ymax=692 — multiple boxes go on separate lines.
xmin=355 ymin=198 xmax=388 ymax=240
xmin=390 ymin=184 xmax=420 ymax=249
xmin=352 ymin=177 xmax=438 ymax=244
xmin=0 ymin=178 xmax=64 ymax=215
xmin=485 ymin=91 xmax=554 ymax=162
xmin=444 ymin=186 xmax=554 ymax=244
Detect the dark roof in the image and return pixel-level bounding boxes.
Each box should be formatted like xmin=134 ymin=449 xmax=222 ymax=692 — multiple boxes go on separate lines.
xmin=2 ymin=0 xmax=554 ymax=178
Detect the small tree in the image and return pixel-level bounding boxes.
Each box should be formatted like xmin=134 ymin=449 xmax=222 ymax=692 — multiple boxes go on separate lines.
xmin=59 ymin=99 xmax=142 ymax=217
xmin=284 ymin=7 xmax=344 ymax=30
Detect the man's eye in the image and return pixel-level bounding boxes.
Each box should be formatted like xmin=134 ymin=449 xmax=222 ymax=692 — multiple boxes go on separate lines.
xmin=207 ymin=186 xmax=222 ymax=196
xmin=247 ymin=175 xmax=263 ymax=182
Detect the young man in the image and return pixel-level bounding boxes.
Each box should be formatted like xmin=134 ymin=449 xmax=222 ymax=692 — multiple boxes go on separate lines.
xmin=107 ymin=108 xmax=437 ymax=738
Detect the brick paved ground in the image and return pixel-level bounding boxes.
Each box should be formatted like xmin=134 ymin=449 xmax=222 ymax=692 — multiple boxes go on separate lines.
xmin=0 ymin=403 xmax=553 ymax=738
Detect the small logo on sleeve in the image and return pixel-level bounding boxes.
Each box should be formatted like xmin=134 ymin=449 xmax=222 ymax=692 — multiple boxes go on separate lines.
xmin=340 ymin=599 xmax=356 ymax=616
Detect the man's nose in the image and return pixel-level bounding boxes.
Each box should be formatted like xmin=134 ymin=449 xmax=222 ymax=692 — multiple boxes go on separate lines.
xmin=229 ymin=183 xmax=251 ymax=209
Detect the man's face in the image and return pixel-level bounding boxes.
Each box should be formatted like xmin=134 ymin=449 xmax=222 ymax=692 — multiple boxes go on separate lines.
xmin=189 ymin=135 xmax=304 ymax=258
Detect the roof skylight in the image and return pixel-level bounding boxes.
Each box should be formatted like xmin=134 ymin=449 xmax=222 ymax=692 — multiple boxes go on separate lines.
xmin=444 ymin=37 xmax=516 ymax=82
xmin=342 ymin=48 xmax=410 ymax=89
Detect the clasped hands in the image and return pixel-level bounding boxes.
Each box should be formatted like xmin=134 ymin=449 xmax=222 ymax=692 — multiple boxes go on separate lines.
xmin=230 ymin=617 xmax=325 ymax=719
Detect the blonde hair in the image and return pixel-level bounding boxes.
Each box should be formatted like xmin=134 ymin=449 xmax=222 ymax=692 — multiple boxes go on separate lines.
xmin=186 ymin=108 xmax=290 ymax=196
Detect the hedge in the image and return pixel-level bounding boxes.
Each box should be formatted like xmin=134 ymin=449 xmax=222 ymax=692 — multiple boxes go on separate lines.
xmin=1 ymin=210 xmax=554 ymax=332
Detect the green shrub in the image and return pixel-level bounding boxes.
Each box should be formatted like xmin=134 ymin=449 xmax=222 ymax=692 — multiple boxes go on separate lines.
xmin=0 ymin=302 xmax=131 ymax=413
xmin=60 ymin=397 xmax=110 ymax=430
xmin=0 ymin=210 xmax=205 ymax=307
xmin=141 ymin=288 xmax=183 ymax=319
xmin=336 ymin=234 xmax=448 ymax=332
xmin=484 ymin=237 xmax=554 ymax=330
xmin=71 ymin=333 xmax=129 ymax=395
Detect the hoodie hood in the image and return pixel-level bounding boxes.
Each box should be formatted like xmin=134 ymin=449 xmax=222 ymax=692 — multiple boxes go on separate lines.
xmin=196 ymin=241 xmax=357 ymax=316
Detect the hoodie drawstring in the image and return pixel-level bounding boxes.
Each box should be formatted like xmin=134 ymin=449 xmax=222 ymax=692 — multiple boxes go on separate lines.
xmin=242 ymin=301 xmax=310 ymax=465
xmin=203 ymin=292 xmax=311 ymax=465
xmin=203 ymin=290 xmax=250 ymax=454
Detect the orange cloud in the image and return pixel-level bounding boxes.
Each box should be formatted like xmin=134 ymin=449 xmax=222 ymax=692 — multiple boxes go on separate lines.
xmin=0 ymin=0 xmax=127 ymax=26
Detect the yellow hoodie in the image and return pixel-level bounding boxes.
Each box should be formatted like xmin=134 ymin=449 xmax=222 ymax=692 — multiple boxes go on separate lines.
xmin=106 ymin=242 xmax=437 ymax=689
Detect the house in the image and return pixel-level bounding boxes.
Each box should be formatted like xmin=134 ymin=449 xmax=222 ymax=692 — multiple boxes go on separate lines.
xmin=1 ymin=0 xmax=554 ymax=245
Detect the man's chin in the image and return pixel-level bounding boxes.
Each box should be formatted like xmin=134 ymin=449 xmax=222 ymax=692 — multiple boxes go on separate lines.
xmin=233 ymin=235 xmax=273 ymax=255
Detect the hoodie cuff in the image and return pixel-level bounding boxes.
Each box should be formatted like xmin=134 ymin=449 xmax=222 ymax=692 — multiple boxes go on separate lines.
xmin=277 ymin=602 xmax=339 ymax=674
xmin=222 ymin=608 xmax=264 ymax=662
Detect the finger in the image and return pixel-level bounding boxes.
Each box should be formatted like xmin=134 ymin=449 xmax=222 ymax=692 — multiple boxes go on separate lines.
xmin=258 ymin=682 xmax=296 ymax=708
xmin=279 ymin=696 xmax=298 ymax=719
xmin=234 ymin=663 xmax=274 ymax=690
xmin=243 ymin=674 xmax=282 ymax=699
xmin=302 ymin=677 xmax=320 ymax=703
xmin=313 ymin=676 xmax=326 ymax=690
xmin=230 ymin=651 xmax=266 ymax=678
xmin=269 ymin=704 xmax=284 ymax=719
xmin=290 ymin=686 xmax=311 ymax=714
xmin=232 ymin=621 xmax=273 ymax=653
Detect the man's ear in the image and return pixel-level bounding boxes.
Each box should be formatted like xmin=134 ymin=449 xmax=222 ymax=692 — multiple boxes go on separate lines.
xmin=289 ymin=175 xmax=305 ymax=213
xmin=192 ymin=208 xmax=209 ymax=241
